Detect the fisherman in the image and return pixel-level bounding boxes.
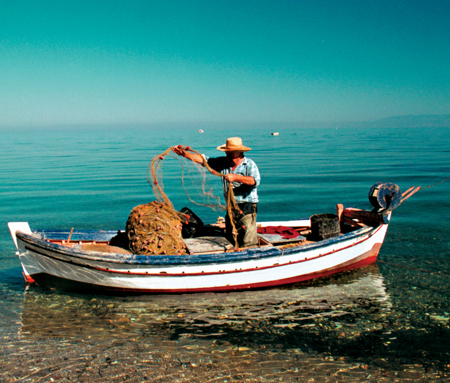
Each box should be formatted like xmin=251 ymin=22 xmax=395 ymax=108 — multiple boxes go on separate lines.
xmin=173 ymin=137 xmax=260 ymax=247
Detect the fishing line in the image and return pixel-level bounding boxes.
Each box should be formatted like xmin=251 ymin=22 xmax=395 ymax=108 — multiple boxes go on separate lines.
xmin=398 ymin=176 xmax=449 ymax=205
xmin=421 ymin=176 xmax=450 ymax=189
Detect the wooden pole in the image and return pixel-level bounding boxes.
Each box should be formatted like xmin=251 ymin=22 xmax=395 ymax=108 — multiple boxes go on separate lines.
xmin=399 ymin=186 xmax=421 ymax=205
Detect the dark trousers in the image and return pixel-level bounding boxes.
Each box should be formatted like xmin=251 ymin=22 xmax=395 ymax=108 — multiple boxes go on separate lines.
xmin=226 ymin=203 xmax=258 ymax=247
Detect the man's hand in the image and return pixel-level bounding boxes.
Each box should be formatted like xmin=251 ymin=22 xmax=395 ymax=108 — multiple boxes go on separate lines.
xmin=172 ymin=146 xmax=186 ymax=157
xmin=224 ymin=174 xmax=238 ymax=183
xmin=172 ymin=145 xmax=204 ymax=165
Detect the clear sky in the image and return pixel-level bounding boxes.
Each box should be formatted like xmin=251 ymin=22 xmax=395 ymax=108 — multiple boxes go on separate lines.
xmin=1 ymin=0 xmax=450 ymax=126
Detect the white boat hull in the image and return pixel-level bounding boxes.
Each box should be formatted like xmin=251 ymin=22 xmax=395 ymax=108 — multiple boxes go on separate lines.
xmin=11 ymin=222 xmax=389 ymax=293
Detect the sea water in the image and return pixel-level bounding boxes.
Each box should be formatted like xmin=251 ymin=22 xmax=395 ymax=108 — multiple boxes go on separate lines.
xmin=0 ymin=123 xmax=449 ymax=381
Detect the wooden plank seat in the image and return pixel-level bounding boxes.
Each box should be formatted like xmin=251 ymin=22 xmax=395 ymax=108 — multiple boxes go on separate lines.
xmin=183 ymin=236 xmax=235 ymax=254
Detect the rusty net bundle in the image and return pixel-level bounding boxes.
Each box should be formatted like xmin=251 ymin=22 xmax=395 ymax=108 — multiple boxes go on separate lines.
xmin=126 ymin=200 xmax=186 ymax=255
xmin=126 ymin=146 xmax=242 ymax=255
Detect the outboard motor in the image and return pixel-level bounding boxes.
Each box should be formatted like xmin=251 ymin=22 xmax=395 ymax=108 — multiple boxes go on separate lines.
xmin=369 ymin=183 xmax=402 ymax=211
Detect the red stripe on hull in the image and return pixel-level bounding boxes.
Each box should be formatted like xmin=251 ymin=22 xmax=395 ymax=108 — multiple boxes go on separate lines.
xmin=23 ymin=271 xmax=36 ymax=283
xmin=28 ymin=243 xmax=382 ymax=294
xmin=91 ymin=227 xmax=385 ymax=277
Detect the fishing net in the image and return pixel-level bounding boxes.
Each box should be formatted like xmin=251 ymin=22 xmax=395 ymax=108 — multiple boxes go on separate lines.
xmin=125 ymin=146 xmax=242 ymax=255
xmin=126 ymin=201 xmax=186 ymax=255
xmin=149 ymin=147 xmax=227 ymax=212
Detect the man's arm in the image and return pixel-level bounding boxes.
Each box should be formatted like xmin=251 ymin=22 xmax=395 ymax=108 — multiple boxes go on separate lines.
xmin=172 ymin=146 xmax=205 ymax=165
xmin=224 ymin=173 xmax=256 ymax=186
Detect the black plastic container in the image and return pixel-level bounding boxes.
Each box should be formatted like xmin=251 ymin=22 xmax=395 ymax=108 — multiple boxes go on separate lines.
xmin=179 ymin=207 xmax=204 ymax=238
xmin=310 ymin=213 xmax=340 ymax=241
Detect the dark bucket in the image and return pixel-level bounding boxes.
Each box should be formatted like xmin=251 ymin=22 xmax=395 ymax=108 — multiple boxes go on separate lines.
xmin=310 ymin=213 xmax=340 ymax=241
xmin=179 ymin=207 xmax=204 ymax=238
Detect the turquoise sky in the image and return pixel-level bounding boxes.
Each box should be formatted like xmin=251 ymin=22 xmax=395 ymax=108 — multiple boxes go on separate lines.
xmin=1 ymin=0 xmax=449 ymax=126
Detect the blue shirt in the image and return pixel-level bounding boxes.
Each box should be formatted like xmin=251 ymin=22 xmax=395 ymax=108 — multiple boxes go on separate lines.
xmin=205 ymin=155 xmax=260 ymax=203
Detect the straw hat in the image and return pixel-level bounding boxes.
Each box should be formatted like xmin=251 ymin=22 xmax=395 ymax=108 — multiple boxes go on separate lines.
xmin=217 ymin=137 xmax=251 ymax=152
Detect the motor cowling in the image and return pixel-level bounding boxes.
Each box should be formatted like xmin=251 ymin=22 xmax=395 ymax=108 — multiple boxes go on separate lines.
xmin=369 ymin=183 xmax=402 ymax=211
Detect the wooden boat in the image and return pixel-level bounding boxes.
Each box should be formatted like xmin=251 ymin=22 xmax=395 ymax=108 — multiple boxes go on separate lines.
xmin=7 ymin=215 xmax=387 ymax=294
xmin=9 ymin=184 xmax=418 ymax=294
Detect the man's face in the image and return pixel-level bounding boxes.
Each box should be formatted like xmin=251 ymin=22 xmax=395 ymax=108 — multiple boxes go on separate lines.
xmin=226 ymin=151 xmax=243 ymax=159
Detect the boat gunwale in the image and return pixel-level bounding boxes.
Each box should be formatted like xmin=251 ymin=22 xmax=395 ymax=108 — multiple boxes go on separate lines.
xmin=16 ymin=224 xmax=381 ymax=266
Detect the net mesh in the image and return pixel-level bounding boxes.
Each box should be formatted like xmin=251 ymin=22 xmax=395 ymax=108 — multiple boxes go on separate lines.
xmin=126 ymin=146 xmax=241 ymax=255
xmin=126 ymin=200 xmax=186 ymax=255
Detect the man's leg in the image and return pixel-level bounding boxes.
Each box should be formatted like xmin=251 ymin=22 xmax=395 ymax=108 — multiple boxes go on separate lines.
xmin=238 ymin=212 xmax=258 ymax=247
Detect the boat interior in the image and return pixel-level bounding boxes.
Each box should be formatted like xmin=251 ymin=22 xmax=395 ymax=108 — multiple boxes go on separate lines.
xmin=50 ymin=224 xmax=312 ymax=255
xmin=46 ymin=209 xmax=370 ymax=256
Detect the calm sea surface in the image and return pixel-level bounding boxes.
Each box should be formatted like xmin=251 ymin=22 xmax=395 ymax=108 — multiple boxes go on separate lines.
xmin=0 ymin=123 xmax=449 ymax=382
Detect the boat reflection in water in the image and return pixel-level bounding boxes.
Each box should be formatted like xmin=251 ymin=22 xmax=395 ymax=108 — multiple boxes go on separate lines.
xmin=20 ymin=264 xmax=391 ymax=345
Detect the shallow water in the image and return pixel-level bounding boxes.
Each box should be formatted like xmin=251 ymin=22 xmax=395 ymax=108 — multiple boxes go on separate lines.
xmin=1 ymin=123 xmax=449 ymax=381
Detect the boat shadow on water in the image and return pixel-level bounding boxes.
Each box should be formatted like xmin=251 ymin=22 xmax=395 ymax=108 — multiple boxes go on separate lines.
xmin=18 ymin=264 xmax=450 ymax=375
